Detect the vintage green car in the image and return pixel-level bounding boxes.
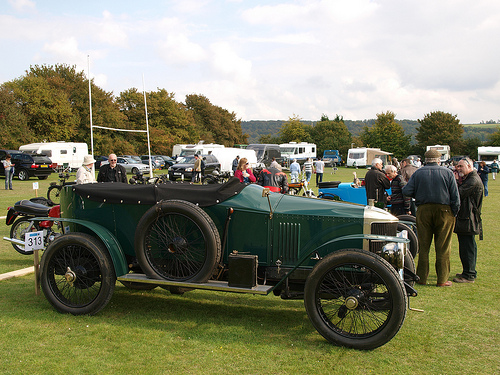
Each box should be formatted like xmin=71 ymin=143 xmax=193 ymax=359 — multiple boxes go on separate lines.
xmin=39 ymin=178 xmax=417 ymax=350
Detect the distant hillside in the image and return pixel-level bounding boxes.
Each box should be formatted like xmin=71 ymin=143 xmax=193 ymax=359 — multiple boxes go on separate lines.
xmin=241 ymin=120 xmax=497 ymax=143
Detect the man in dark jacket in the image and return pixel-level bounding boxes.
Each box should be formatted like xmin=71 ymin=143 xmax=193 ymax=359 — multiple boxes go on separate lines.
xmin=257 ymin=167 xmax=289 ymax=194
xmin=365 ymin=158 xmax=390 ymax=207
xmin=453 ymin=157 xmax=483 ymax=283
xmin=97 ymin=154 xmax=128 ymax=183
xmin=403 ymin=149 xmax=460 ymax=287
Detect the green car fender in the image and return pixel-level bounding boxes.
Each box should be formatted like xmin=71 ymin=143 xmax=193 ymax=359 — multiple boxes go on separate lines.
xmin=35 ymin=217 xmax=129 ymax=277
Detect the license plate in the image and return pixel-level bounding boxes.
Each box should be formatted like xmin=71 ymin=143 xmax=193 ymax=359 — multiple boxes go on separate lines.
xmin=40 ymin=165 xmax=48 ymax=168
xmin=174 ymin=172 xmax=182 ymax=175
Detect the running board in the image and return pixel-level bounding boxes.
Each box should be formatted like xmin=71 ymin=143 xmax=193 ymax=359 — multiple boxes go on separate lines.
xmin=117 ymin=273 xmax=274 ymax=295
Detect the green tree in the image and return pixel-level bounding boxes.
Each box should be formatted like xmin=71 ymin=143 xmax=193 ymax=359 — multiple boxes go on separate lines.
xmin=416 ymin=111 xmax=464 ymax=153
xmin=185 ymin=94 xmax=247 ymax=146
xmin=463 ymin=137 xmax=483 ymax=160
xmin=359 ymin=111 xmax=411 ymax=159
xmin=0 ymin=86 xmax=34 ymax=148
xmin=118 ymin=88 xmax=199 ymax=155
xmin=309 ymin=114 xmax=352 ymax=159
xmin=488 ymin=126 xmax=500 ymax=146
xmin=279 ymin=115 xmax=312 ymax=143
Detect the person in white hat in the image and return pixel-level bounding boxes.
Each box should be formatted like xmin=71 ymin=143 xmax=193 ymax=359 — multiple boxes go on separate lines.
xmin=76 ymin=155 xmax=97 ymax=184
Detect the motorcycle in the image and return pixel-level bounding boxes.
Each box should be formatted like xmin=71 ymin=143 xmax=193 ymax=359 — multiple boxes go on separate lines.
xmin=201 ymin=170 xmax=232 ymax=185
xmin=129 ymin=171 xmax=169 ymax=185
xmin=5 ymin=198 xmax=62 ymax=255
xmin=47 ymin=171 xmax=76 ymax=205
xmin=288 ymin=173 xmax=316 ymax=198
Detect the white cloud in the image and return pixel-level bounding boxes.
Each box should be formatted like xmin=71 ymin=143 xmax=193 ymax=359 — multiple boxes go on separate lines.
xmin=208 ymin=42 xmax=252 ymax=82
xmin=158 ymin=33 xmax=206 ymax=65
xmin=8 ymin=0 xmax=36 ymax=12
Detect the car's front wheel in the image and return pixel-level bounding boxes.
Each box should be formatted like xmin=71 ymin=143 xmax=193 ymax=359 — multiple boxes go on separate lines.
xmin=304 ymin=249 xmax=407 ymax=350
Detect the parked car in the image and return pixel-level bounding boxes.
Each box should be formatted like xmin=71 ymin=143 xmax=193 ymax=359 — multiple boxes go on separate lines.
xmin=120 ymin=155 xmax=142 ymax=164
xmin=37 ymin=179 xmax=416 ymax=350
xmin=140 ymin=155 xmax=164 ymax=169
xmin=101 ymin=157 xmax=150 ymax=174
xmin=153 ymin=155 xmax=176 ymax=168
xmin=168 ymin=154 xmax=220 ymax=181
xmin=94 ymin=156 xmax=108 ymax=169
xmin=0 ymin=150 xmax=54 ymax=180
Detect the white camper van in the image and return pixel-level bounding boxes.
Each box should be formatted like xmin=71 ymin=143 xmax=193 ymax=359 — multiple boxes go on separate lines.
xmin=346 ymin=148 xmax=392 ymax=168
xmin=477 ymin=146 xmax=500 ymax=165
xmin=426 ymin=145 xmax=450 ymax=164
xmin=210 ymin=148 xmax=258 ymax=173
xmin=19 ymin=142 xmax=88 ymax=170
xmin=174 ymin=142 xmax=226 ymax=158
xmin=279 ymin=142 xmax=316 ymax=165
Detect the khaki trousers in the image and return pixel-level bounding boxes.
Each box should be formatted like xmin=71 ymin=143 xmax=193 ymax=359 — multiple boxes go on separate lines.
xmin=416 ymin=203 xmax=455 ymax=284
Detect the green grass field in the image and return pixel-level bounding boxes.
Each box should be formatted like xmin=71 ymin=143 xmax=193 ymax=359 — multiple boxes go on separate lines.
xmin=1 ymin=168 xmax=499 ymax=374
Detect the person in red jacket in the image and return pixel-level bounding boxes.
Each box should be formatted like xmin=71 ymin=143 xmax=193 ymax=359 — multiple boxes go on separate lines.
xmin=258 ymin=166 xmax=289 ymax=193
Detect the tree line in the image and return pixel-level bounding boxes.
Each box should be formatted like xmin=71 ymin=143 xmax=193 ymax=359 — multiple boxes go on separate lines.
xmin=1 ymin=63 xmax=499 ymax=160
xmin=0 ymin=64 xmax=247 ymax=155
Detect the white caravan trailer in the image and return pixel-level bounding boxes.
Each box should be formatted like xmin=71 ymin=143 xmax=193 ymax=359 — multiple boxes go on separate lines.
xmin=174 ymin=142 xmax=226 ymax=158
xmin=426 ymin=145 xmax=450 ymax=164
xmin=279 ymin=142 xmax=316 ymax=165
xmin=19 ymin=142 xmax=88 ymax=170
xmin=477 ymin=146 xmax=500 ymax=165
xmin=210 ymin=148 xmax=258 ymax=173
xmin=346 ymin=148 xmax=392 ymax=168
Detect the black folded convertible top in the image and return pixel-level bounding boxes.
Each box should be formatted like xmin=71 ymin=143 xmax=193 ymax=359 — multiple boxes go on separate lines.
xmin=71 ymin=177 xmax=245 ymax=207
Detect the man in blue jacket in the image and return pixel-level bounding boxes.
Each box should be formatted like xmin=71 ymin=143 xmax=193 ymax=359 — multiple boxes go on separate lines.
xmin=403 ymin=149 xmax=460 ymax=287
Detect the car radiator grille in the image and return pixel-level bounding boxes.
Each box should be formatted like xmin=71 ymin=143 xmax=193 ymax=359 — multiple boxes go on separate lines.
xmin=370 ymin=222 xmax=398 ymax=253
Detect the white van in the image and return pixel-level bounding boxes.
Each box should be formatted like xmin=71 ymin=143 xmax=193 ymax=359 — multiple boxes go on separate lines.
xmin=279 ymin=142 xmax=316 ymax=165
xmin=426 ymin=145 xmax=450 ymax=164
xmin=19 ymin=142 xmax=88 ymax=170
xmin=477 ymin=146 xmax=500 ymax=165
xmin=174 ymin=142 xmax=226 ymax=158
xmin=210 ymin=148 xmax=257 ymax=173
xmin=346 ymin=148 xmax=392 ymax=168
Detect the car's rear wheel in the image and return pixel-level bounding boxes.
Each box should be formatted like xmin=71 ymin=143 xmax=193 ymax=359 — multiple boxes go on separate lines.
xmin=304 ymin=249 xmax=407 ymax=350
xmin=135 ymin=200 xmax=222 ymax=282
xmin=17 ymin=169 xmax=29 ymax=181
xmin=40 ymin=233 xmax=116 ymax=315
xmin=131 ymin=167 xmax=139 ymax=174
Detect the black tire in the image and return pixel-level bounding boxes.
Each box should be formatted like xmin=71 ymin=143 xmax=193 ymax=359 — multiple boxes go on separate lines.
xmin=47 ymin=185 xmax=62 ymax=205
xmin=397 ymin=222 xmax=418 ymax=258
xmin=40 ymin=233 xmax=116 ymax=315
xmin=17 ymin=169 xmax=29 ymax=181
xmin=135 ymin=200 xmax=222 ymax=282
xmin=10 ymin=217 xmax=38 ymax=255
xmin=304 ymin=249 xmax=407 ymax=350
xmin=131 ymin=167 xmax=139 ymax=174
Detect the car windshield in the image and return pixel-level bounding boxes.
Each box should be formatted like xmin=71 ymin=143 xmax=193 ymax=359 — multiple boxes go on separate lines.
xmin=180 ymin=156 xmax=196 ymax=163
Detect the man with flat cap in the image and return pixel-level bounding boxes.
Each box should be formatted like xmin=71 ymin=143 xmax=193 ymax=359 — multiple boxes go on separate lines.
xmin=403 ymin=149 xmax=460 ymax=287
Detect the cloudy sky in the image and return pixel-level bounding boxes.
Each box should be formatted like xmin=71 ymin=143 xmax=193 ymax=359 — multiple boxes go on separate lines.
xmin=1 ymin=0 xmax=499 ymax=123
